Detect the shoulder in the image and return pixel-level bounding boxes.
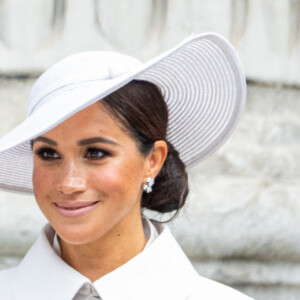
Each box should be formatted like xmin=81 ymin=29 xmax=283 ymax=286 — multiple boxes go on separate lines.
xmin=188 ymin=275 xmax=254 ymax=300
xmin=0 ymin=267 xmax=17 ymax=298
xmin=149 ymin=222 xmax=254 ymax=300
xmin=0 ymin=266 xmax=16 ymax=283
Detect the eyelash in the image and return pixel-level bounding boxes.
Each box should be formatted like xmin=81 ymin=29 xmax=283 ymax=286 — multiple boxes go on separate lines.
xmin=34 ymin=147 xmax=110 ymax=161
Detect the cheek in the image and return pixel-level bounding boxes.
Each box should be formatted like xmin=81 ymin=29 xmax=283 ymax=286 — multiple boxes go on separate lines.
xmin=32 ymin=164 xmax=55 ymax=197
xmin=90 ymin=161 xmax=144 ymax=203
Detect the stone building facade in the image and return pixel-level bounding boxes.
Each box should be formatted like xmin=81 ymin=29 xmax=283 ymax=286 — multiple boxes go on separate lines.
xmin=0 ymin=1 xmax=299 ymax=299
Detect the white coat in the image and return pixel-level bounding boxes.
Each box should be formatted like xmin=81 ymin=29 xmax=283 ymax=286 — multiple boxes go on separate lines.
xmin=0 ymin=221 xmax=254 ymax=300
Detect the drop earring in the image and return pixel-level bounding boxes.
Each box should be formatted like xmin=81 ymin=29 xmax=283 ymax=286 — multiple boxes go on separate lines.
xmin=142 ymin=177 xmax=155 ymax=193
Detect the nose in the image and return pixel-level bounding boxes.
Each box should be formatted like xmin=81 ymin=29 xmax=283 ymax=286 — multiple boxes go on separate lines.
xmin=57 ymin=160 xmax=87 ymax=195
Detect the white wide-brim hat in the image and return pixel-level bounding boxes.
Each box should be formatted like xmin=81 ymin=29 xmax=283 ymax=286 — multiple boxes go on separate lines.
xmin=0 ymin=33 xmax=246 ymax=194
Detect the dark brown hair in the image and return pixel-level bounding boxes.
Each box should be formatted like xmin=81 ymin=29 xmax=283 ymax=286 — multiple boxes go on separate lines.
xmin=101 ymin=80 xmax=189 ymax=215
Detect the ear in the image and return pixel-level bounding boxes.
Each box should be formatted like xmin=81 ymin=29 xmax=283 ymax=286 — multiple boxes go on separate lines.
xmin=144 ymin=140 xmax=168 ymax=179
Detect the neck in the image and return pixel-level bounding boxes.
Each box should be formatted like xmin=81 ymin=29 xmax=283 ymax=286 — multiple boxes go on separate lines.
xmin=59 ymin=215 xmax=147 ymax=282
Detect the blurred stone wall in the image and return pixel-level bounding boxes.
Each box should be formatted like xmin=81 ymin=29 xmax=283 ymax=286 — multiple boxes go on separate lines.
xmin=0 ymin=1 xmax=300 ymax=299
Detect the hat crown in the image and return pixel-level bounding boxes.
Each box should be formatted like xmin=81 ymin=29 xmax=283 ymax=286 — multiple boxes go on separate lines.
xmin=28 ymin=51 xmax=142 ymax=116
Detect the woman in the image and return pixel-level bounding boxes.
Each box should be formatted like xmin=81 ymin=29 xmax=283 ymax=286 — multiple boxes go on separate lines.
xmin=0 ymin=33 xmax=253 ymax=299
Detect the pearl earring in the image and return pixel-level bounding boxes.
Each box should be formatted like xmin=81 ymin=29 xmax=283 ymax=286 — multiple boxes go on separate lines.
xmin=142 ymin=177 xmax=155 ymax=193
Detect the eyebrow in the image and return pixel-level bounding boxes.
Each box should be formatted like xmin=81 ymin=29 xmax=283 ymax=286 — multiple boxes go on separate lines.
xmin=32 ymin=136 xmax=57 ymax=146
xmin=32 ymin=136 xmax=119 ymax=147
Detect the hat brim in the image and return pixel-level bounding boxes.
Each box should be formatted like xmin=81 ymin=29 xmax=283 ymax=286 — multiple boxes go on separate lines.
xmin=0 ymin=33 xmax=246 ymax=194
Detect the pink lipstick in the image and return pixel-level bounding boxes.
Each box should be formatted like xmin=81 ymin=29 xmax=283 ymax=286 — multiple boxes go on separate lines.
xmin=54 ymin=201 xmax=99 ymax=217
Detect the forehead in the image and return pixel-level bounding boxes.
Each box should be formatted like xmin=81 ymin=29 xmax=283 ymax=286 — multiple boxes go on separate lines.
xmin=41 ymin=101 xmax=127 ymax=141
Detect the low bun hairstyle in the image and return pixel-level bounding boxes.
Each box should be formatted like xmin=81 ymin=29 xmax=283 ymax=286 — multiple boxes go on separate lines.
xmin=101 ymin=80 xmax=189 ymax=215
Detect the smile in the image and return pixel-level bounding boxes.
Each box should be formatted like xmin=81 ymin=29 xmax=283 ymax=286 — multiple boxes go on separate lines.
xmin=54 ymin=201 xmax=99 ymax=217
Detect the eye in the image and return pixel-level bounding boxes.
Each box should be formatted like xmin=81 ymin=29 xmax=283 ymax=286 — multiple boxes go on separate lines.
xmin=35 ymin=147 xmax=60 ymax=161
xmin=85 ymin=148 xmax=109 ymax=160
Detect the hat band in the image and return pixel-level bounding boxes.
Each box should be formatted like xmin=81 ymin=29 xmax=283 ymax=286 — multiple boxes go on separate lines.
xmin=28 ymin=78 xmax=113 ymax=116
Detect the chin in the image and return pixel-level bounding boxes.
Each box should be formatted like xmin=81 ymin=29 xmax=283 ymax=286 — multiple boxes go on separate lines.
xmin=53 ymin=221 xmax=104 ymax=246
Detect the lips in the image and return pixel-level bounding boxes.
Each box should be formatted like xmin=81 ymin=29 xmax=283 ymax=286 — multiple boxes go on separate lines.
xmin=54 ymin=201 xmax=99 ymax=217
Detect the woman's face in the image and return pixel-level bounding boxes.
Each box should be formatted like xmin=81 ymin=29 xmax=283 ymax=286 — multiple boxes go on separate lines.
xmin=32 ymin=102 xmax=152 ymax=245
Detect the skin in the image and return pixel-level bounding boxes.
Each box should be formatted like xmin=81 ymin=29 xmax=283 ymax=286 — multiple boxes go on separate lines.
xmin=32 ymin=101 xmax=167 ymax=282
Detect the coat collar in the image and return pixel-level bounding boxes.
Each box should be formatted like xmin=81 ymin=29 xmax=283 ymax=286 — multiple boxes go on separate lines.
xmin=12 ymin=224 xmax=90 ymax=300
xmin=12 ymin=221 xmax=199 ymax=300
xmin=93 ymin=222 xmax=199 ymax=299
